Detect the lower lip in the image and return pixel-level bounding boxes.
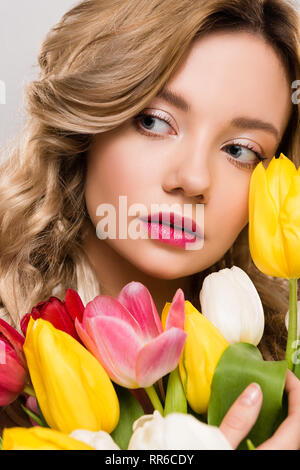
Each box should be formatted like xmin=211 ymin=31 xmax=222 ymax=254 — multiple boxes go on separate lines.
xmin=139 ymin=220 xmax=200 ymax=248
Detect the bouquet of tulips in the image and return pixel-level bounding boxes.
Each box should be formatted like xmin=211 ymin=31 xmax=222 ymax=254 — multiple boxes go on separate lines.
xmin=0 ymin=153 xmax=299 ymax=451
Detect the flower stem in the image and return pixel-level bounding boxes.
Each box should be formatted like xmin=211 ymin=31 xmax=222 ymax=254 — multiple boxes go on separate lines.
xmin=21 ymin=404 xmax=45 ymax=427
xmin=145 ymin=385 xmax=164 ymax=415
xmin=164 ymin=367 xmax=187 ymax=416
xmin=285 ymin=278 xmax=298 ymax=371
xmin=246 ymin=439 xmax=256 ymax=450
xmin=23 ymin=384 xmax=36 ymax=397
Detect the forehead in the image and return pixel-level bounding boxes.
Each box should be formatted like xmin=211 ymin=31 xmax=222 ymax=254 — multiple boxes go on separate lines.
xmin=165 ymin=31 xmax=291 ymax=131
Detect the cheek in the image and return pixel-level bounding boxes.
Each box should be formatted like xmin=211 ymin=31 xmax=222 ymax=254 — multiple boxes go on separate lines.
xmin=84 ymin=141 xmax=151 ymax=223
xmin=212 ymin=171 xmax=250 ymax=235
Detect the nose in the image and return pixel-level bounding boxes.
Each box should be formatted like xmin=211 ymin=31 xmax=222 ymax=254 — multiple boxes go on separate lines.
xmin=162 ymin=139 xmax=211 ymax=202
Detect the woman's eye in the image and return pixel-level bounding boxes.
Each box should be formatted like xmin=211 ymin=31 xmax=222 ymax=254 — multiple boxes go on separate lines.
xmin=134 ymin=113 xmax=175 ymax=137
xmin=223 ymin=143 xmax=265 ymax=169
xmin=134 ymin=114 xmax=265 ymax=170
xmin=224 ymin=144 xmax=260 ymax=161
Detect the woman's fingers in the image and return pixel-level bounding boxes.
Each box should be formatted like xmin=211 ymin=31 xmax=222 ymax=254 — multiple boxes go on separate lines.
xmin=219 ymin=371 xmax=300 ymax=450
xmin=219 ymin=383 xmax=263 ymax=449
xmin=256 ymin=370 xmax=300 ymax=450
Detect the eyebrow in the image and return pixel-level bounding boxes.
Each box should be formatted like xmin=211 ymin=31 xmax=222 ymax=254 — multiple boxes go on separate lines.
xmin=156 ymin=87 xmax=280 ymax=139
xmin=230 ymin=117 xmax=280 ymax=140
xmin=156 ymin=87 xmax=191 ymax=113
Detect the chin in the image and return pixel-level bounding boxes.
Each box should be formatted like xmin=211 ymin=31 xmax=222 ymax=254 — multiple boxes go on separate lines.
xmin=127 ymin=253 xmax=197 ymax=280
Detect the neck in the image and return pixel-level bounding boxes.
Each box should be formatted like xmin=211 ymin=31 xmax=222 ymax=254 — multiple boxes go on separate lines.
xmin=81 ymin=220 xmax=193 ymax=316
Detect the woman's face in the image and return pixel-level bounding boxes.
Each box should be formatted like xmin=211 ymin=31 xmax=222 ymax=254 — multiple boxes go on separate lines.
xmin=84 ymin=31 xmax=292 ymax=279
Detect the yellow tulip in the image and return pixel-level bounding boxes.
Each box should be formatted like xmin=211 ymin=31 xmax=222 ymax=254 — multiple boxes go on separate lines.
xmin=2 ymin=426 xmax=93 ymax=450
xmin=23 ymin=318 xmax=119 ymax=434
xmin=162 ymin=301 xmax=229 ymax=414
xmin=249 ymin=153 xmax=300 ymax=279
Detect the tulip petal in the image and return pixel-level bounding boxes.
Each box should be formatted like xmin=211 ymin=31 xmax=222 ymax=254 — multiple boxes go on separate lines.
xmin=230 ymin=267 xmax=264 ymax=344
xmin=38 ymin=298 xmax=78 ymax=338
xmin=165 ymin=289 xmax=185 ymax=331
xmin=83 ymin=295 xmax=143 ymax=338
xmin=136 ymin=327 xmax=187 ymax=388
xmin=81 ymin=316 xmax=144 ymax=388
xmin=74 ymin=318 xmax=105 ymax=366
xmin=164 ymin=413 xmax=232 ymax=450
xmin=128 ymin=411 xmax=232 ymax=450
xmin=117 ymin=282 xmax=163 ymax=340
xmin=249 ymin=161 xmax=289 ymax=277
xmin=0 ymin=318 xmax=25 ymax=361
xmin=178 ymin=303 xmax=229 ymax=414
xmin=64 ymin=289 xmax=85 ymax=322
xmin=0 ymin=385 xmax=20 ymax=406
xmin=200 ymin=267 xmax=264 ymax=345
xmin=70 ymin=429 xmax=120 ymax=450
xmin=279 ymin=175 xmax=300 ymax=278
xmin=20 ymin=314 xmax=32 ymax=337
xmin=0 ymin=347 xmax=27 ymax=392
xmin=24 ymin=318 xmax=120 ymax=434
xmin=2 ymin=426 xmax=94 ymax=450
xmin=0 ymin=342 xmax=27 ymax=405
xmin=265 ymin=154 xmax=297 ymax=211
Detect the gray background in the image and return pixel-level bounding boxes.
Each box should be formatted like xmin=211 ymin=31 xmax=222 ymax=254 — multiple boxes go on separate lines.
xmin=0 ymin=0 xmax=77 ymax=160
xmin=0 ymin=0 xmax=299 ymax=161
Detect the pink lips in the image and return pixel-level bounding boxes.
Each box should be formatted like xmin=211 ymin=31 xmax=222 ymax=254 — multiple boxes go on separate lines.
xmin=139 ymin=211 xmax=203 ymax=248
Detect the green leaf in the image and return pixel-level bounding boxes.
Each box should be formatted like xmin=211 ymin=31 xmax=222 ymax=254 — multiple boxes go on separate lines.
xmin=110 ymin=386 xmax=144 ymax=450
xmin=21 ymin=404 xmax=48 ymax=427
xmin=207 ymin=343 xmax=288 ymax=449
xmin=164 ymin=366 xmax=187 ymax=416
xmin=36 ymin=400 xmax=50 ymax=427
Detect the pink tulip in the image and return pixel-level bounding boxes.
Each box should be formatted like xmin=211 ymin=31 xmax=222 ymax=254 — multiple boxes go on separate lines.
xmin=75 ymin=282 xmax=187 ymax=388
xmin=0 ymin=319 xmax=28 ymax=405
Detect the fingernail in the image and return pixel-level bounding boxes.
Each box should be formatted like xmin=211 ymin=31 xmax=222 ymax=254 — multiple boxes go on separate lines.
xmin=239 ymin=383 xmax=261 ymax=406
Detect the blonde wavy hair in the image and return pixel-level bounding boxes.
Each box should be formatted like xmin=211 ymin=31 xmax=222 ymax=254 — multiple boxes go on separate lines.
xmin=0 ymin=0 xmax=299 ymax=364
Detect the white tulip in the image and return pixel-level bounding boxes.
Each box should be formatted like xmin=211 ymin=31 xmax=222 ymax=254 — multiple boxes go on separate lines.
xmin=199 ymin=266 xmax=264 ymax=345
xmin=69 ymin=429 xmax=120 ymax=450
xmin=127 ymin=410 xmax=232 ymax=450
xmin=285 ymin=300 xmax=300 ymax=339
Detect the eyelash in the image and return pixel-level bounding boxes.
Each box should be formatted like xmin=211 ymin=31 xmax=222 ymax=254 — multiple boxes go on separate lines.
xmin=133 ymin=112 xmax=266 ymax=169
